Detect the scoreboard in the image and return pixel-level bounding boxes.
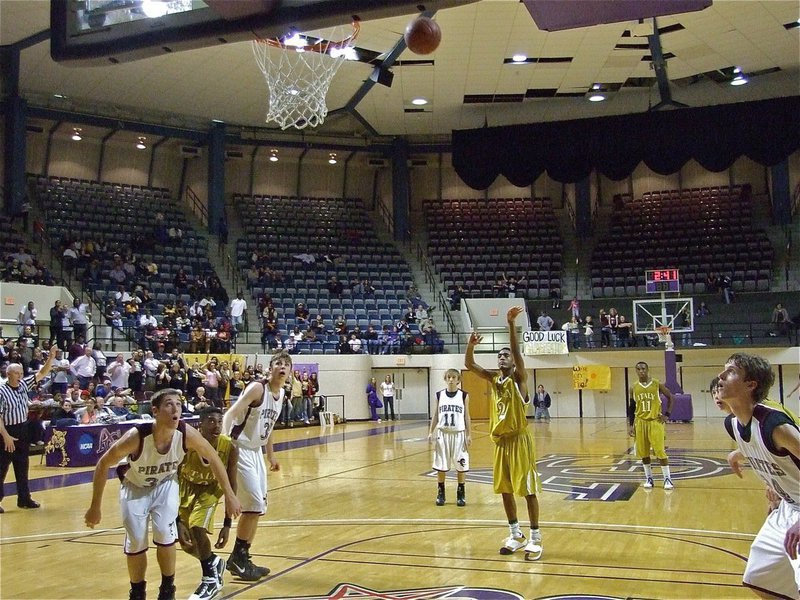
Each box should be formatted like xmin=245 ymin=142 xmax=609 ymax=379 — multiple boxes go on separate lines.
xmin=645 ymin=269 xmax=680 ymax=293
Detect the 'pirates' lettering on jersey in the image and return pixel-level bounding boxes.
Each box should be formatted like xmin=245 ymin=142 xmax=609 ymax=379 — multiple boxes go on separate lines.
xmin=435 ymin=389 xmax=467 ymax=432
xmin=122 ymin=422 xmax=187 ymax=489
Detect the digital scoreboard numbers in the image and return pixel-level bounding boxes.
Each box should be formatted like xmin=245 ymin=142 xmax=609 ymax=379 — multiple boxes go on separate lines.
xmin=645 ymin=269 xmax=680 ymax=293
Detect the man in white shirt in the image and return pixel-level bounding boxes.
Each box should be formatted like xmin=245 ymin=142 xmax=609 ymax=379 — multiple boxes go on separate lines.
xmin=138 ymin=310 xmax=158 ymax=329
xmin=51 ymin=349 xmax=71 ymax=394
xmin=17 ymin=301 xmax=36 ymax=335
xmin=70 ymin=346 xmax=97 ymax=389
xmin=107 ymin=354 xmax=132 ymax=389
xmin=143 ymin=351 xmax=161 ymax=391
xmin=229 ymin=292 xmax=247 ymax=330
xmin=348 ymin=334 xmax=363 ymax=354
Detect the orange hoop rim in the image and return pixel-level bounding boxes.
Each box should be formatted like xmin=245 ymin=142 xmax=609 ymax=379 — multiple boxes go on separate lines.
xmin=254 ymin=20 xmax=360 ymax=52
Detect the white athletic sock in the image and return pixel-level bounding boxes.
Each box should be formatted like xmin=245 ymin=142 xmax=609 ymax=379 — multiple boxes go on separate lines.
xmin=530 ymin=528 xmax=541 ymax=541
xmin=662 ymin=465 xmax=672 ymax=480
xmin=643 ymin=463 xmax=653 ymax=479
xmin=509 ymin=522 xmax=522 ymax=538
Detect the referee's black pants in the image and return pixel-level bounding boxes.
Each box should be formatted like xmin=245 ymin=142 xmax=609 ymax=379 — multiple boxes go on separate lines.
xmin=0 ymin=422 xmax=32 ymax=504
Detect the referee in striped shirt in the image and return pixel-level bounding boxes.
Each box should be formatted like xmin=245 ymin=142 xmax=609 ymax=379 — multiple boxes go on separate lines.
xmin=0 ymin=345 xmax=58 ymax=513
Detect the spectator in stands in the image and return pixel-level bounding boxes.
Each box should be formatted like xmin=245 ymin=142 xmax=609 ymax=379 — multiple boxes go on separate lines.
xmin=215 ymin=319 xmax=233 ymax=353
xmin=154 ymin=363 xmax=171 ymax=391
xmin=61 ymin=243 xmax=78 ymax=273
xmin=108 ymin=394 xmax=136 ymax=420
xmin=583 ymin=315 xmax=595 ymax=348
xmin=49 ymin=300 xmax=64 ymax=349
xmin=327 ymin=276 xmax=344 ymax=296
xmin=138 ymin=308 xmax=157 ymax=331
xmin=770 ymin=303 xmax=794 ymax=337
xmin=50 ymin=349 xmax=71 ymax=395
xmin=406 ymin=284 xmax=429 ymax=310
xmin=68 ymin=336 xmax=86 ymax=363
xmin=504 ymin=274 xmax=525 ymax=298
xmin=93 ymin=343 xmax=108 ymax=380
xmin=567 ymin=297 xmax=580 ymax=319
xmin=607 ymin=308 xmax=620 ymax=347
xmin=289 ymin=304 xmax=307 ymax=329
xmin=550 ymin=288 xmax=560 ymax=309
xmin=336 ymin=335 xmax=350 ymax=354
xmin=415 ymin=305 xmax=429 ymax=322
xmin=229 ymin=292 xmax=247 ymax=331
xmin=706 ymin=272 xmax=720 ymax=293
xmin=696 ymin=301 xmax=710 ymax=318
xmin=17 ymin=301 xmax=36 ymax=335
xmin=51 ymin=397 xmax=77 ymax=425
xmin=422 ymin=319 xmax=445 ymax=353
xmin=719 ymin=273 xmax=733 ymax=304
xmin=562 ymin=316 xmax=581 ymax=349
xmin=202 ymin=359 xmax=223 ymax=408
xmin=616 ymin=315 xmax=633 ymax=348
xmin=537 ymin=311 xmax=554 ymax=332
xmin=492 ymin=278 xmax=508 ymax=296
xmin=69 ymin=298 xmax=91 ymax=342
xmin=449 ymin=285 xmax=465 ymax=311
xmin=677 ymin=307 xmax=692 ymax=346
xmin=168 ymin=225 xmax=184 ymax=246
xmin=109 ymin=260 xmax=127 ymax=286
xmin=70 ymin=346 xmax=96 ymax=389
xmin=334 ymin=315 xmax=347 ymax=337
xmin=348 ymin=333 xmax=363 ymax=354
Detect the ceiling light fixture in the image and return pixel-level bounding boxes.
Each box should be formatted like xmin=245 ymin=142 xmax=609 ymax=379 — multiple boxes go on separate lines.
xmin=136 ymin=136 xmax=147 ymax=150
xmin=269 ymin=149 xmax=279 ymax=162
xmin=730 ymin=75 xmax=748 ymax=86
xmin=71 ymin=127 xmax=82 ymax=141
xmin=588 ymin=94 xmax=606 ymax=102
xmin=328 ymin=153 xmax=338 ymax=165
xmin=511 ymin=53 xmax=527 ymax=64
xmin=411 ymin=98 xmax=428 ymax=106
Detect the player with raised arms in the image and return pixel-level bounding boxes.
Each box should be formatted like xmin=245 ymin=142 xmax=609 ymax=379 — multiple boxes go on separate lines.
xmin=465 ymin=306 xmax=543 ymax=561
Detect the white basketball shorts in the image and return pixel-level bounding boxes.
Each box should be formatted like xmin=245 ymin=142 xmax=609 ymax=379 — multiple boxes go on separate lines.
xmin=432 ymin=430 xmax=469 ymax=473
xmin=236 ymin=445 xmax=268 ymax=514
xmin=120 ymin=477 xmax=179 ymax=555
xmin=743 ymin=500 xmax=800 ymax=599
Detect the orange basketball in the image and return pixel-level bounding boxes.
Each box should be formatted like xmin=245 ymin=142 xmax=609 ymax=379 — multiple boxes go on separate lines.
xmin=404 ymin=16 xmax=442 ymax=55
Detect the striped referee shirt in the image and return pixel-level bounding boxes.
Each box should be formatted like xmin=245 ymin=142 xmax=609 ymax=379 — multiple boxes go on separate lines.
xmin=0 ymin=374 xmax=36 ymax=426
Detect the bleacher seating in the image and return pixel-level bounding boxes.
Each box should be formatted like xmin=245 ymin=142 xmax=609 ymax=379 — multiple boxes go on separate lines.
xmin=423 ymin=197 xmax=563 ymax=299
xmin=591 ymin=185 xmax=774 ymax=298
xmin=0 ymin=215 xmax=53 ymax=285
xmin=233 ymin=194 xmax=417 ymax=353
xmin=33 ymin=175 xmax=220 ymax=313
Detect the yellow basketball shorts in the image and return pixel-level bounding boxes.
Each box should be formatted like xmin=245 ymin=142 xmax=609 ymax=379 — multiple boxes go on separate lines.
xmin=178 ymin=480 xmax=222 ymax=535
xmin=493 ymin=429 xmax=541 ymax=497
xmin=634 ymin=418 xmax=667 ymax=460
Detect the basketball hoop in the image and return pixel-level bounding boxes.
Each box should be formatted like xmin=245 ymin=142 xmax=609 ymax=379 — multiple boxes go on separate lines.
xmin=656 ymin=326 xmax=674 ymax=350
xmin=251 ymin=22 xmax=360 ymax=130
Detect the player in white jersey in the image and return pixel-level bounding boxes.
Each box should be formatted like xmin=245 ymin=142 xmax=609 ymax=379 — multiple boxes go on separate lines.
xmin=718 ymin=353 xmax=800 ymax=599
xmin=222 ymin=350 xmax=288 ymax=581
xmin=85 ymin=388 xmax=241 ymax=600
xmin=428 ymin=369 xmax=471 ymax=507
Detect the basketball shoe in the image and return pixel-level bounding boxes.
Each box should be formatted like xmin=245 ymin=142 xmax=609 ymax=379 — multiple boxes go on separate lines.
xmin=156 ymin=584 xmax=176 ymax=600
xmin=643 ymin=477 xmax=654 ymax=489
xmin=524 ymin=532 xmax=543 ymax=561
xmin=435 ymin=487 xmax=445 ymax=506
xmin=189 ymin=577 xmax=222 ymax=600
xmin=664 ymin=477 xmax=675 ymax=490
xmin=211 ymin=555 xmax=226 ymax=586
xmin=499 ymin=533 xmax=526 ymax=555
xmin=456 ymin=485 xmax=466 ymax=507
xmin=228 ymin=546 xmax=270 ymax=581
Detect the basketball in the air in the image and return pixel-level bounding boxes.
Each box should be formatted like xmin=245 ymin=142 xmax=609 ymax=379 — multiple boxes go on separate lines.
xmin=404 ymin=16 xmax=442 ymax=55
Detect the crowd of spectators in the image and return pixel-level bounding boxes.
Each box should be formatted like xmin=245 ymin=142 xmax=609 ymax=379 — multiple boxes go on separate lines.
xmin=2 ymin=245 xmax=55 ymax=286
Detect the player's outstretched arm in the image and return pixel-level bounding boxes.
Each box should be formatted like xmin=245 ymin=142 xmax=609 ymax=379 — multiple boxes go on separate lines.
xmin=464 ymin=332 xmax=493 ymax=381
xmin=85 ymin=428 xmax=140 ymax=528
xmin=507 ymin=306 xmax=528 ymax=397
xmin=463 ymin=392 xmax=472 ymax=447
xmin=185 ymin=426 xmax=242 ymax=519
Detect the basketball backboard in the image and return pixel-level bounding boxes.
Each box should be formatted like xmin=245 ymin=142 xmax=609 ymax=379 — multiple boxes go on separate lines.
xmin=632 ymin=297 xmax=694 ymax=335
xmin=51 ymin=0 xmax=476 ymax=65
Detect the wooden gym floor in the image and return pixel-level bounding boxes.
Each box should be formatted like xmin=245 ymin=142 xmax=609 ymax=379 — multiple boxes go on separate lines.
xmin=0 ymin=418 xmax=769 ymax=600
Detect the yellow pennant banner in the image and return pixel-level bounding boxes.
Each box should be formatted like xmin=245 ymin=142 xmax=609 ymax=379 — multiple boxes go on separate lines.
xmin=572 ymin=365 xmax=612 ymax=390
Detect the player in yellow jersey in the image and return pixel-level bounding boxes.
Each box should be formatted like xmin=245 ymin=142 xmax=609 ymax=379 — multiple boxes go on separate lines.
xmin=627 ymin=361 xmax=675 ymax=490
xmin=177 ymin=407 xmax=239 ymax=600
xmin=465 ymin=306 xmax=542 ymax=560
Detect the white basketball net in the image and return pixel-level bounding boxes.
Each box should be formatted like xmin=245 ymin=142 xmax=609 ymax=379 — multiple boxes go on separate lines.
xmin=251 ymin=24 xmax=359 ymax=130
